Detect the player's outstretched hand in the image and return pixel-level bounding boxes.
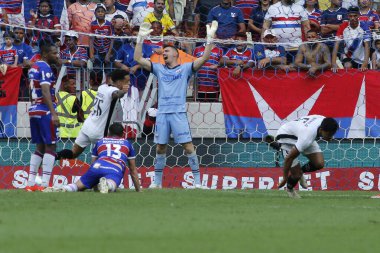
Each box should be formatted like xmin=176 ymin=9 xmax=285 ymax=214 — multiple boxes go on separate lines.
xmin=206 ymin=21 xmax=218 ymax=43
xmin=137 ymin=22 xmax=153 ymax=43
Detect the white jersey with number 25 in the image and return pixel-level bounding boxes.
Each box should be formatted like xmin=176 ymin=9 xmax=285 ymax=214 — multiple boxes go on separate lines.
xmin=81 ymin=84 xmax=119 ymax=139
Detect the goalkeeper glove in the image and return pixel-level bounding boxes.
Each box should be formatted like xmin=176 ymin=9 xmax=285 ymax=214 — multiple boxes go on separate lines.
xmin=137 ymin=22 xmax=153 ymax=44
xmin=206 ymin=21 xmax=218 ymax=44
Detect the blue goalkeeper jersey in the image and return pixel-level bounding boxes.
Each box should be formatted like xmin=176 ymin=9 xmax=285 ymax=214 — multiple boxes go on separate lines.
xmin=151 ymin=62 xmax=194 ymax=113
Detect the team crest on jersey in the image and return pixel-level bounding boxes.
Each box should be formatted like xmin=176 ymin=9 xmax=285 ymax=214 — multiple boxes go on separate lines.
xmin=175 ymin=69 xmax=182 ymax=73
xmin=231 ymin=12 xmax=237 ymax=18
xmin=337 ymin=15 xmax=342 ymax=20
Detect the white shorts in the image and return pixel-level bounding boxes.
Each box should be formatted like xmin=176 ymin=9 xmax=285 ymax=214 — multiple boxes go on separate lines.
xmin=75 ymin=129 xmax=100 ymax=148
xmin=281 ymin=142 xmax=321 ymax=167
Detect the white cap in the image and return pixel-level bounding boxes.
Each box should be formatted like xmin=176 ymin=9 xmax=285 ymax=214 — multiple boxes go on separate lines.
xmin=147 ymin=108 xmax=157 ymax=117
xmin=95 ymin=3 xmax=106 ymax=11
xmin=263 ymin=29 xmax=277 ymax=38
xmin=65 ymin=30 xmax=78 ymax=38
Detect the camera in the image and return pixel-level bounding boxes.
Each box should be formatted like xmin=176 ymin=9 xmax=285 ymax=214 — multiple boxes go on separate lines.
xmin=0 ymin=80 xmax=5 ymax=98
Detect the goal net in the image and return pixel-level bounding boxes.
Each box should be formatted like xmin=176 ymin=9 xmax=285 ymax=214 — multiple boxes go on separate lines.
xmin=0 ymin=0 xmax=380 ymax=191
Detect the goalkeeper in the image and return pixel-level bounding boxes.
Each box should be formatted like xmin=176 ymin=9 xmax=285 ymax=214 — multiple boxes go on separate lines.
xmin=275 ymin=115 xmax=338 ymax=198
xmin=134 ymin=21 xmax=218 ymax=188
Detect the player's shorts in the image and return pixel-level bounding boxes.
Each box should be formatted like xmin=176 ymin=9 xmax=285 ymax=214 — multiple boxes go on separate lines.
xmin=80 ymin=159 xmax=124 ymax=189
xmin=280 ymin=142 xmax=322 ymax=167
xmin=29 ymin=114 xmax=58 ymax=144
xmin=154 ymin=112 xmax=192 ymax=144
xmin=75 ymin=129 xmax=100 ymax=148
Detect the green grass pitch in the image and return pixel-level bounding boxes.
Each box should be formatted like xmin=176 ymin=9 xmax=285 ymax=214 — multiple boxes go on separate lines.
xmin=0 ymin=189 xmax=379 ymax=253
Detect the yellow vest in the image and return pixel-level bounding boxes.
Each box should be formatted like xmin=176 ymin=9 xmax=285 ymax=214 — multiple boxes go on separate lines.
xmin=81 ymin=89 xmax=97 ymax=120
xmin=56 ymin=91 xmax=81 ymax=138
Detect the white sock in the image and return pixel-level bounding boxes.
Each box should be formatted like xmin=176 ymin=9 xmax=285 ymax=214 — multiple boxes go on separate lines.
xmin=41 ymin=152 xmax=56 ymax=187
xmin=107 ymin=180 xmax=117 ymax=192
xmin=28 ymin=151 xmax=43 ymax=186
xmin=63 ymin=183 xmax=78 ymax=192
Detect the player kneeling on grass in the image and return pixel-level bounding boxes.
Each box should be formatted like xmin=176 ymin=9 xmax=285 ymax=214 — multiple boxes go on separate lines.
xmin=275 ymin=115 xmax=338 ymax=198
xmin=44 ymin=122 xmax=140 ymax=193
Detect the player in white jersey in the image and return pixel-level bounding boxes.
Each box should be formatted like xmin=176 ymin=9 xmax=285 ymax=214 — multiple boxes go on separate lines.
xmin=57 ymin=69 xmax=129 ymax=160
xmin=275 ymin=115 xmax=338 ymax=198
xmin=134 ymin=21 xmax=218 ymax=189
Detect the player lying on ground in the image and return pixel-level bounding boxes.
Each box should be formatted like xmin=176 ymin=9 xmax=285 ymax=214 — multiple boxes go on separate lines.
xmin=133 ymin=21 xmax=218 ymax=188
xmin=44 ymin=122 xmax=140 ymax=193
xmin=274 ymin=115 xmax=339 ymax=198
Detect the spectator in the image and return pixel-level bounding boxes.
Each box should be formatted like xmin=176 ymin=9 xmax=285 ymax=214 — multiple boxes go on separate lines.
xmin=371 ymin=33 xmax=380 ymax=69
xmin=67 ymin=0 xmax=97 ymax=48
xmin=115 ymin=28 xmax=153 ymax=94
xmin=304 ymin=0 xmax=322 ymax=32
xmin=81 ymin=71 xmax=101 ymax=120
xmin=28 ymin=0 xmax=61 ymax=43
xmin=262 ymin=0 xmax=310 ymax=63
xmin=115 ymin=0 xmax=130 ymax=12
xmin=12 ymin=27 xmax=33 ymax=67
xmin=110 ymin=15 xmax=129 ymax=65
xmin=207 ymin=0 xmax=246 ymax=39
xmin=193 ymin=39 xmax=224 ymax=102
xmin=248 ymin=0 xmax=271 ymax=42
xmin=60 ymin=31 xmax=88 ymax=77
xmin=104 ymin=0 xmax=129 ymax=22
xmin=233 ymin=0 xmax=260 ymax=20
xmin=193 ymin=0 xmax=220 ymax=38
xmin=222 ymin=32 xmax=255 ymax=78
xmin=320 ymin=0 xmax=348 ymax=51
xmin=56 ymin=76 xmax=83 ymax=138
xmin=332 ymin=6 xmax=370 ymax=71
xmin=0 ymin=7 xmax=9 ymax=46
xmin=143 ymin=0 xmax=178 ymax=36
xmin=127 ymin=0 xmax=158 ymax=27
xmin=294 ymin=30 xmax=331 ymax=75
xmin=0 ymin=32 xmax=18 ymax=68
xmin=358 ymin=0 xmax=380 ymax=30
xmin=255 ymin=29 xmax=287 ymax=69
xmin=89 ymin=3 xmax=113 ymax=74
xmin=144 ymin=21 xmax=164 ymax=52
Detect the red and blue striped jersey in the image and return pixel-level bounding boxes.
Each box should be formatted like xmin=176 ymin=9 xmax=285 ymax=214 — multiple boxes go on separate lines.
xmin=60 ymin=46 xmax=88 ymax=75
xmin=193 ymin=45 xmax=223 ymax=88
xmin=359 ymin=10 xmax=380 ymax=30
xmin=28 ymin=61 xmax=56 ymax=113
xmin=234 ymin=0 xmax=259 ymax=20
xmin=92 ymin=137 xmax=136 ymax=172
xmin=0 ymin=47 xmax=17 ymax=65
xmin=31 ymin=14 xmax=61 ymax=41
xmin=0 ymin=0 xmax=22 ymax=14
xmin=223 ymin=47 xmax=255 ymax=65
xmin=90 ymin=20 xmax=113 ymax=54
xmin=307 ymin=8 xmax=322 ymax=25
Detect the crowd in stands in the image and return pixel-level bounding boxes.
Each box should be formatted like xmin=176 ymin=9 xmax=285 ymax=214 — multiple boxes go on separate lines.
xmin=0 ymin=0 xmax=380 ymax=105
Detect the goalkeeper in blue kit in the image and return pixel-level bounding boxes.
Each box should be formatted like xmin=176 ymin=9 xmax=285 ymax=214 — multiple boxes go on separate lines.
xmin=134 ymin=21 xmax=219 ymax=188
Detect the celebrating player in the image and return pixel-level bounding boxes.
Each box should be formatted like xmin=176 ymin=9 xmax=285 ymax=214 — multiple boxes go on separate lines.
xmin=26 ymin=43 xmax=60 ymax=191
xmin=44 ymin=122 xmax=140 ymax=193
xmin=57 ymin=69 xmax=129 ymax=160
xmin=276 ymin=115 xmax=339 ymax=198
xmin=134 ymin=21 xmax=218 ymax=188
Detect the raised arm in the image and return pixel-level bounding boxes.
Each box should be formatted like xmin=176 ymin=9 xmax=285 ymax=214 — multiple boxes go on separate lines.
xmin=134 ymin=23 xmax=153 ymax=72
xmin=193 ymin=21 xmax=218 ymax=72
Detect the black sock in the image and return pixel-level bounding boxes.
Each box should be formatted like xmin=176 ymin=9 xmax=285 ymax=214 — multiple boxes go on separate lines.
xmin=287 ymin=176 xmax=299 ymax=190
xmin=56 ymin=149 xmax=74 ymax=160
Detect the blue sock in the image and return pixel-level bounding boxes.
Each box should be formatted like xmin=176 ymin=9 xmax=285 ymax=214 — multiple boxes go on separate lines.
xmin=154 ymin=154 xmax=166 ymax=185
xmin=187 ymin=152 xmax=201 ymax=185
